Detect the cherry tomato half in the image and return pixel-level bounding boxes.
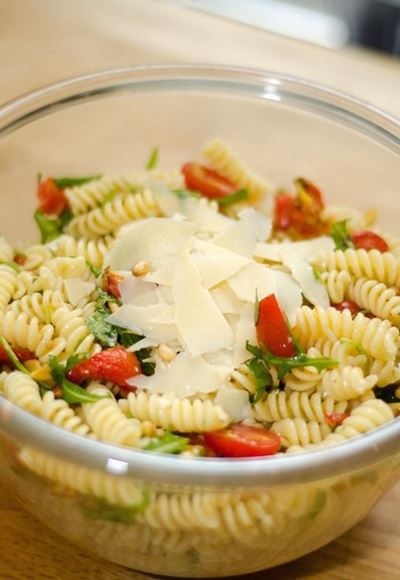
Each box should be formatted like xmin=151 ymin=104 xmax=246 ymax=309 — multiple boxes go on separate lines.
xmin=256 ymin=294 xmax=296 ymax=358
xmin=204 ymin=424 xmax=281 ymax=458
xmin=182 ymin=163 xmax=237 ymax=199
xmin=351 ymin=231 xmax=389 ymax=253
xmin=38 ymin=178 xmax=68 ymax=216
xmin=325 ymin=412 xmax=349 ymax=428
xmin=333 ymin=300 xmax=361 ymax=317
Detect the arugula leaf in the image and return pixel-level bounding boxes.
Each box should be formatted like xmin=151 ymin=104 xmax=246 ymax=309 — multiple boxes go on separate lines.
xmin=0 ymin=338 xmax=29 ymax=374
xmin=331 ymin=220 xmax=354 ymax=251
xmin=246 ymin=342 xmax=338 ymax=381
xmin=48 ymin=354 xmax=106 ymax=404
xmin=136 ymin=350 xmax=156 ymax=376
xmin=53 ymin=175 xmax=102 ymax=188
xmin=146 ymin=147 xmax=159 ymax=170
xmin=172 ymin=188 xmax=201 ymax=199
xmin=83 ymin=491 xmax=149 ymax=524
xmin=59 ymin=209 xmax=73 ymax=228
xmin=34 ymin=210 xmax=62 ymax=243
xmin=144 ymin=432 xmax=189 ymax=454
xmin=86 ymin=261 xmax=102 ymax=278
xmin=339 ymin=338 xmax=367 ymax=355
xmin=246 ymin=357 xmax=272 ymax=404
xmin=312 ymin=265 xmax=322 ymax=283
xmin=217 ymin=189 xmax=248 ymax=207
xmin=118 ymin=331 xmax=143 ymax=348
xmin=87 ymin=309 xmax=119 ymax=347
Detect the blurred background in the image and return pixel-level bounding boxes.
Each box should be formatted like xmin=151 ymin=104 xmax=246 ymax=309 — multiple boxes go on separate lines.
xmin=180 ymin=0 xmax=400 ymax=55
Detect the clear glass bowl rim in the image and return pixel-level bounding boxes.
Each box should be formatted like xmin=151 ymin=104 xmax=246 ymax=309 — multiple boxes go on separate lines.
xmin=0 ymin=63 xmax=400 ymax=489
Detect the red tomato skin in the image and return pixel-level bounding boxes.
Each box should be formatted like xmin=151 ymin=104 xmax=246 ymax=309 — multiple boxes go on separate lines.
xmin=204 ymin=424 xmax=281 ymax=458
xmin=104 ymin=271 xmax=123 ymax=299
xmin=68 ymin=346 xmax=140 ymax=388
xmin=333 ymin=300 xmax=360 ymax=317
xmin=38 ymin=178 xmax=68 ymax=216
xmin=351 ymin=231 xmax=389 ymax=252
xmin=14 ymin=255 xmax=27 ymax=267
xmin=325 ymin=412 xmax=349 ymax=428
xmin=0 ymin=346 xmax=34 ymax=365
xmin=256 ymin=294 xmax=296 ymax=358
xmin=295 ymin=178 xmax=325 ymax=209
xmin=182 ymin=162 xmax=236 ymax=199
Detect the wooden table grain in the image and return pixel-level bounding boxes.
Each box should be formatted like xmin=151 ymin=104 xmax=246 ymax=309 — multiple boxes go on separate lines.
xmin=0 ymin=481 xmax=399 ymax=580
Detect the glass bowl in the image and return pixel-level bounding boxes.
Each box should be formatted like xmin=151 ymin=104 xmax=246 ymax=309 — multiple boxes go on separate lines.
xmin=0 ymin=65 xmax=399 ymax=578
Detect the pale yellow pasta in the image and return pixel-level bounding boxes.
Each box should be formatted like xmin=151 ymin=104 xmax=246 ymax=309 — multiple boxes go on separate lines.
xmin=230 ymin=364 xmax=279 ymax=394
xmin=45 ymin=256 xmax=93 ymax=282
xmin=255 ymin=391 xmax=348 ymax=424
xmin=2 ymin=371 xmax=42 ymax=415
xmin=8 ymin=290 xmax=63 ymax=322
xmin=65 ymin=169 xmax=184 ymax=215
xmin=12 ymin=271 xmax=40 ymax=299
xmin=347 ymin=277 xmax=400 ymax=325
xmin=22 ymin=244 xmax=52 ymax=271
xmin=52 ymin=234 xmax=115 ymax=269
xmin=0 ymin=236 xmax=14 ymax=262
xmin=313 ymin=248 xmax=400 ymax=288
xmin=0 ymin=310 xmax=66 ymax=361
xmin=319 ymin=366 xmax=377 ymax=401
xmin=81 ymin=384 xmax=142 ymax=446
xmin=203 ymin=139 xmax=269 ymax=202
xmin=368 ymin=359 xmax=400 ymax=387
xmin=271 ymin=418 xmax=331 ymax=448
xmin=66 ymin=190 xmax=162 ymax=239
xmin=19 ymin=447 xmax=145 ymax=506
xmin=41 ymin=391 xmax=93 ymax=437
xmin=51 ymin=304 xmax=100 ymax=356
xmin=284 ymin=365 xmax=322 ymax=392
xmin=292 ymin=306 xmax=399 ymax=361
xmin=119 ymin=391 xmax=230 ymax=433
xmin=320 ymin=270 xmax=351 ymax=304
xmin=0 ymin=264 xmax=18 ymax=310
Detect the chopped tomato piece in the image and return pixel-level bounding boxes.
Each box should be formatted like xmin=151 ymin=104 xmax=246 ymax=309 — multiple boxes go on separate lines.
xmin=187 ymin=433 xmax=217 ymax=457
xmin=325 ymin=412 xmax=349 ymax=428
xmin=38 ymin=178 xmax=68 ymax=216
xmin=14 ymin=254 xmax=26 ymax=266
xmin=182 ymin=162 xmax=237 ymax=199
xmin=333 ymin=300 xmax=361 ymax=317
xmin=104 ymin=271 xmax=123 ymax=299
xmin=273 ymin=178 xmax=329 ymax=239
xmin=351 ymin=231 xmax=389 ymax=252
xmin=204 ymin=424 xmax=281 ymax=458
xmin=67 ymin=346 xmax=140 ymax=389
xmin=256 ymin=294 xmax=296 ymax=358
xmin=0 ymin=346 xmax=34 ymax=365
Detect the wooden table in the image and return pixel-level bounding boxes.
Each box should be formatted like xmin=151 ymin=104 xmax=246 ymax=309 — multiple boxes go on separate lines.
xmin=1 ymin=481 xmax=399 ymax=579
xmin=1 ymin=1 xmax=400 ymax=578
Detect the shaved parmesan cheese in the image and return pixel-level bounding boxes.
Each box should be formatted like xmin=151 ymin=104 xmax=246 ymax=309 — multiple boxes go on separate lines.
xmin=108 ymin=304 xmax=178 ymax=343
xmin=210 ymin=283 xmax=243 ymax=314
xmin=109 ymin=218 xmax=196 ymax=271
xmin=129 ymin=353 xmax=230 ymax=397
xmin=150 ymin=182 xmax=181 ymax=216
xmin=214 ymin=387 xmax=250 ymax=421
xmin=274 ymin=271 xmax=303 ymax=325
xmin=283 ymin=254 xmax=329 ymax=308
xmin=118 ymin=274 xmax=162 ymax=306
xmin=192 ymin=249 xmax=249 ymax=289
xmin=233 ymin=304 xmax=257 ymax=366
xmin=63 ymin=278 xmax=95 ymax=307
xmin=172 ymin=250 xmax=234 ymax=356
xmin=255 ymin=237 xmax=334 ymax=262
xmin=179 ymin=197 xmax=232 ymax=234
xmin=127 ymin=337 xmax=159 ymax=352
xmin=215 ymin=208 xmax=271 ymax=257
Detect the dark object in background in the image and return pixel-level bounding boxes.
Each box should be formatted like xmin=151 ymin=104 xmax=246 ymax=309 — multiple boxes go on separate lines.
xmin=358 ymin=1 xmax=400 ymax=56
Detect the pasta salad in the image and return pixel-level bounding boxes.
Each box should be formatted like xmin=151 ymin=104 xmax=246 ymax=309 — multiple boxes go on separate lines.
xmin=0 ymin=138 xmax=399 ymax=460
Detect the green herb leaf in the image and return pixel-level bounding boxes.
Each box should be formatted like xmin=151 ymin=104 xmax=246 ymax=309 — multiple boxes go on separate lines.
xmin=246 ymin=357 xmax=272 ymax=404
xmin=217 ymin=189 xmax=248 ymax=207
xmin=61 ymin=378 xmax=108 ymax=404
xmin=48 ymin=353 xmax=88 ymax=383
xmin=53 ymin=175 xmax=102 ymax=188
xmin=0 ymin=338 xmax=29 ymax=374
xmin=144 ymin=432 xmax=189 ymax=454
xmin=87 ymin=309 xmax=119 ymax=347
xmin=172 ymin=189 xmax=201 ymax=199
xmin=245 ymin=341 xmax=338 ymax=381
xmin=331 ymin=220 xmax=354 ymax=251
xmin=312 ymin=265 xmax=322 ymax=283
xmin=146 ymin=147 xmax=159 ymax=170
xmin=34 ymin=210 xmax=62 ymax=243
xmin=100 ymin=191 xmax=117 ymax=207
xmin=83 ymin=491 xmax=149 ymax=524
xmin=86 ymin=261 xmax=102 ymax=278
xmin=339 ymin=338 xmax=367 ymax=355
xmin=118 ymin=331 xmax=143 ymax=348
xmin=59 ymin=209 xmax=73 ymax=228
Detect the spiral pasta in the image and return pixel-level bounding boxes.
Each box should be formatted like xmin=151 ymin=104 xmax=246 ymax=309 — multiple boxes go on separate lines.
xmin=0 ymin=237 xmax=14 ymax=262
xmin=313 ymin=249 xmax=400 ymax=288
xmin=22 ymin=244 xmax=53 ymax=271
xmin=65 ymin=169 xmax=184 ymax=215
xmin=2 ymin=371 xmax=42 ymax=414
xmin=119 ymin=391 xmax=230 ymax=433
xmin=292 ymin=306 xmax=399 ymax=361
xmin=319 ymin=366 xmax=377 ymax=401
xmin=81 ymin=384 xmax=142 ymax=446
xmin=41 ymin=391 xmax=93 ymax=437
xmin=255 ymin=391 xmax=348 ymax=424
xmin=271 ymin=418 xmax=331 ymax=448
xmin=347 ymin=277 xmax=400 ymax=325
xmin=0 ymin=264 xmax=18 ymax=310
xmin=66 ymin=190 xmax=162 ymax=239
xmin=52 ymin=235 xmax=115 ymax=269
xmin=320 ymin=270 xmax=351 ymax=304
xmin=51 ymin=304 xmax=100 ymax=356
xmin=203 ymin=139 xmax=269 ymax=202
xmin=9 ymin=291 xmax=63 ymax=322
